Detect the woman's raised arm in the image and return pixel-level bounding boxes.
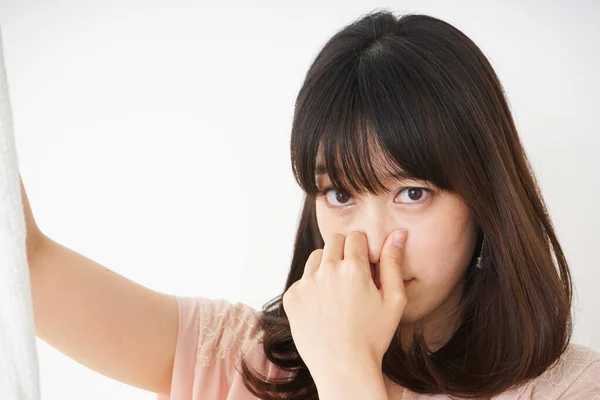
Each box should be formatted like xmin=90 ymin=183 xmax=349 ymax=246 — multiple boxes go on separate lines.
xmin=21 ymin=176 xmax=179 ymax=396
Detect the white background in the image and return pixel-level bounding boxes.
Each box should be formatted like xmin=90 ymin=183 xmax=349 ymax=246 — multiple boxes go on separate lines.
xmin=0 ymin=0 xmax=598 ymax=399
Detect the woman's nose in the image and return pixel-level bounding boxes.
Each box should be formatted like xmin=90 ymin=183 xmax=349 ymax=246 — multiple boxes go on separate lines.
xmin=348 ymin=203 xmax=399 ymax=264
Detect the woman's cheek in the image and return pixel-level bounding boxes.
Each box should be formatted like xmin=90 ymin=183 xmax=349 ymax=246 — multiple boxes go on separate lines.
xmin=402 ymin=226 xmax=442 ymax=280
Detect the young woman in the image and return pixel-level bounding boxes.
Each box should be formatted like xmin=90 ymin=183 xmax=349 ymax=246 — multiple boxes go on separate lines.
xmin=22 ymin=10 xmax=599 ymax=400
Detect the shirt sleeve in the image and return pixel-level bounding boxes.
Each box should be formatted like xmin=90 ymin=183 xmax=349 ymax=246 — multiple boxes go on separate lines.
xmin=156 ymin=295 xmax=264 ymax=400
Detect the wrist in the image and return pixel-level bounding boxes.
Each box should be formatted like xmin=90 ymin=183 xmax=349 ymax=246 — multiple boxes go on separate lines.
xmin=313 ymin=361 xmax=387 ymax=400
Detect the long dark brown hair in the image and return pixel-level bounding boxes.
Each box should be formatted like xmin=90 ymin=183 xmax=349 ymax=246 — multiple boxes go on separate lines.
xmin=236 ymin=9 xmax=573 ymax=399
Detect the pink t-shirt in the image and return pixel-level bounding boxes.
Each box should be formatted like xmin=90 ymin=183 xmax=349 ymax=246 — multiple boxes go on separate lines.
xmin=157 ymin=296 xmax=600 ymax=400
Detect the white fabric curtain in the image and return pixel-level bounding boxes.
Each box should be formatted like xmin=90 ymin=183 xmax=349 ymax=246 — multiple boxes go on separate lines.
xmin=0 ymin=26 xmax=42 ymax=400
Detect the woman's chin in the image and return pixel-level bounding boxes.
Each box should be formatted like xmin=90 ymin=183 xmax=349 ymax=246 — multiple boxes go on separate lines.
xmin=398 ymin=307 xmax=423 ymax=325
xmin=397 ymin=314 xmax=413 ymax=325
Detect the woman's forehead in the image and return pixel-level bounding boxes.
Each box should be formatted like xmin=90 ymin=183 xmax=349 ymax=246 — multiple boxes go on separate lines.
xmin=314 ymin=147 xmax=406 ymax=181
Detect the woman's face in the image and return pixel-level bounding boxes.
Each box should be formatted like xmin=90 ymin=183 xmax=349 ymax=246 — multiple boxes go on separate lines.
xmin=314 ymin=153 xmax=478 ymax=332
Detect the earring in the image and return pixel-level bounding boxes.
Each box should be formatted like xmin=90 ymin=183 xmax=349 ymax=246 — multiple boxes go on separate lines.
xmin=476 ymin=235 xmax=485 ymax=269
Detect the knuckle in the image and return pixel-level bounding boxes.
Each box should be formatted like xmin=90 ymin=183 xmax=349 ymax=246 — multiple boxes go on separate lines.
xmin=385 ymin=254 xmax=402 ymax=264
xmin=282 ymin=288 xmax=296 ymax=310
xmin=345 ymin=259 xmax=362 ymax=270
xmin=310 ymin=249 xmax=323 ymax=259
xmin=347 ymin=230 xmax=364 ymax=239
xmin=306 ymin=250 xmax=323 ymax=267
xmin=341 ymin=260 xmax=366 ymax=278
xmin=331 ymin=232 xmax=345 ymax=242
xmin=284 ymin=282 xmax=298 ymax=298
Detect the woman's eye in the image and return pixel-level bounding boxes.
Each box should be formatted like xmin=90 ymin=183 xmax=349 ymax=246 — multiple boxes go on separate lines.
xmin=318 ymin=187 xmax=431 ymax=207
xmin=320 ymin=188 xmax=354 ymax=207
xmin=397 ymin=188 xmax=430 ymax=203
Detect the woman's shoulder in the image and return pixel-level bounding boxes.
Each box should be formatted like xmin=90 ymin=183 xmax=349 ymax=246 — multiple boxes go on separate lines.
xmin=512 ymin=342 xmax=600 ymax=399
xmin=408 ymin=344 xmax=600 ymax=400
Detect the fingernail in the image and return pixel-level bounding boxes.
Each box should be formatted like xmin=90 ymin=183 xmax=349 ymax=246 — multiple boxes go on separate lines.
xmin=393 ymin=230 xmax=407 ymax=248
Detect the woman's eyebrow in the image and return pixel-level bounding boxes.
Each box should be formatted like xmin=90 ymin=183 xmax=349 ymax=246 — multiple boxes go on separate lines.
xmin=315 ymin=164 xmax=327 ymax=176
xmin=315 ymin=163 xmax=410 ymax=181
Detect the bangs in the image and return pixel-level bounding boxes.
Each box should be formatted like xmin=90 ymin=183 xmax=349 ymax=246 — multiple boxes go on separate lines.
xmin=290 ymin=39 xmax=454 ymax=197
xmin=313 ymin=119 xmax=434 ymax=196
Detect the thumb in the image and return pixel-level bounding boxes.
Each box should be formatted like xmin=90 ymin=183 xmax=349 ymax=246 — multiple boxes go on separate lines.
xmin=379 ymin=229 xmax=407 ymax=301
